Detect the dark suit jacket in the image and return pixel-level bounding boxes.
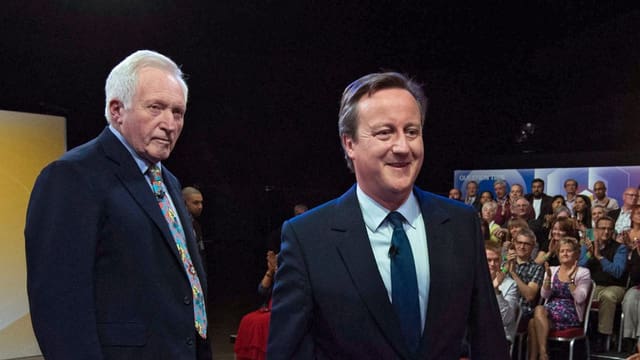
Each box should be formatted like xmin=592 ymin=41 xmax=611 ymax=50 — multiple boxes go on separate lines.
xmin=609 ymin=208 xmax=622 ymax=222
xmin=25 ymin=128 xmax=210 ymax=360
xmin=267 ymin=186 xmax=508 ymax=359
xmin=524 ymin=193 xmax=553 ymax=221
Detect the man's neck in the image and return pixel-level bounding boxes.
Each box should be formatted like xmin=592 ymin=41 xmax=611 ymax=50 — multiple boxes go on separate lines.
xmin=516 ymin=257 xmax=529 ymax=264
xmin=567 ymin=193 xmax=576 ymax=201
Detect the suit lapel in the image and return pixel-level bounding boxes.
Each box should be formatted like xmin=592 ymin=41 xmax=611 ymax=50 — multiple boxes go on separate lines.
xmin=414 ymin=189 xmax=452 ymax=356
xmin=332 ymin=186 xmax=412 ymax=359
xmin=97 ymin=128 xmax=181 ymax=262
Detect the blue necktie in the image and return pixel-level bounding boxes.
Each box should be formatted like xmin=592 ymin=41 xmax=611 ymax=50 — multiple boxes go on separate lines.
xmin=388 ymin=211 xmax=421 ymax=352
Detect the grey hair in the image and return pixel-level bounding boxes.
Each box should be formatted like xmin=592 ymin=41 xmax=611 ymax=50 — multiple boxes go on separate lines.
xmin=104 ymin=50 xmax=188 ymax=123
xmin=338 ymin=72 xmax=427 ymax=172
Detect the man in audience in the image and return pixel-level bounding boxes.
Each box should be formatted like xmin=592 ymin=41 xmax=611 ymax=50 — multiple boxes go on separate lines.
xmin=183 ymin=186 xmax=207 ymax=271
xmin=610 ymin=187 xmax=639 ymax=233
xmin=580 ymin=216 xmax=628 ymax=351
xmin=507 ymin=229 xmax=544 ymax=322
xmin=525 ymin=178 xmax=553 ymax=222
xmin=564 ymin=178 xmax=578 ymax=212
xmin=509 ymin=184 xmax=524 ymax=203
xmin=464 ymin=180 xmax=482 ymax=212
xmin=592 ymin=205 xmax=606 ymax=229
xmin=592 ymin=180 xmax=619 ymax=212
xmin=449 ymin=188 xmax=462 ymax=201
xmin=494 ymin=179 xmax=511 ymax=226
xmin=486 ymin=243 xmax=519 ymax=344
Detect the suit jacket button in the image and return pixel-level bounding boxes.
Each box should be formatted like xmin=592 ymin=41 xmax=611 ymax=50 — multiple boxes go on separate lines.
xmin=184 ymin=295 xmax=192 ymax=305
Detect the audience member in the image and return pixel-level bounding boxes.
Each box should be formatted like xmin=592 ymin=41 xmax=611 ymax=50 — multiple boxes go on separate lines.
xmin=464 ymin=180 xmax=482 ymax=212
xmin=612 ymin=187 xmax=640 ymax=234
xmin=622 ymin=206 xmax=640 ymax=352
xmin=507 ymin=229 xmax=544 ymax=321
xmin=528 ymin=237 xmax=592 ymax=360
xmin=482 ymin=201 xmax=502 ymax=244
xmin=234 ymin=251 xmax=278 ymax=360
xmin=510 ymin=184 xmax=525 ymax=203
xmin=511 ymin=197 xmax=535 ymax=222
xmin=494 ymin=179 xmax=511 ymax=226
xmin=592 ymin=205 xmax=607 ymax=229
xmin=573 ymin=194 xmax=593 ymax=235
xmin=564 ymin=179 xmax=578 ymax=212
xmin=183 ymin=186 xmax=208 ymax=272
xmin=486 ymin=243 xmax=519 ymax=344
xmin=580 ymin=216 xmax=629 ymax=351
xmin=593 ymin=180 xmax=620 ymax=212
xmin=535 ymin=218 xmax=578 ymax=266
xmin=449 ymin=188 xmax=462 ymax=201
xmin=480 ymin=190 xmax=495 ymax=205
xmin=550 ymin=195 xmax=567 ymax=212
xmin=525 ymin=178 xmax=553 ymax=224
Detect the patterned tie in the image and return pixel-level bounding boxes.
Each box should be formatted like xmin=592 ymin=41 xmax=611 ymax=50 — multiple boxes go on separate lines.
xmin=148 ymin=165 xmax=207 ymax=339
xmin=387 ymin=211 xmax=421 ymax=352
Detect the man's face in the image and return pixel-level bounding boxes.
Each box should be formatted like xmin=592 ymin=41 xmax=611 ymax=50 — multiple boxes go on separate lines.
xmin=343 ymin=88 xmax=423 ymax=206
xmin=531 ymin=181 xmax=544 ymax=198
xmin=514 ymin=234 xmax=535 ymax=259
xmin=449 ymin=188 xmax=461 ymax=200
xmin=623 ymin=187 xmax=639 ymax=208
xmin=596 ymin=219 xmax=614 ymax=243
xmin=513 ymin=199 xmax=529 ymax=217
xmin=593 ymin=182 xmax=607 ymax=200
xmin=485 ymin=249 xmax=501 ymax=277
xmin=564 ymin=180 xmax=577 ymax=195
xmin=494 ymin=183 xmax=506 ymax=198
xmin=466 ymin=182 xmax=477 ymax=197
xmin=184 ymin=193 xmax=203 ymax=217
xmin=509 ymin=185 xmax=523 ymax=201
xmin=591 ymin=207 xmax=605 ymax=223
xmin=110 ymin=67 xmax=186 ymax=164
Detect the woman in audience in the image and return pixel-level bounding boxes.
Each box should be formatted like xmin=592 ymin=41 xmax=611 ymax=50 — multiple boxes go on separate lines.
xmin=573 ymin=194 xmax=593 ymax=232
xmin=480 ymin=190 xmax=494 ymax=205
xmin=621 ymin=206 xmax=640 ymax=353
xmin=528 ymin=237 xmax=592 ymax=360
xmin=535 ymin=218 xmax=577 ymax=266
xmin=234 ymin=250 xmax=278 ymax=360
xmin=551 ymin=195 xmax=567 ymax=212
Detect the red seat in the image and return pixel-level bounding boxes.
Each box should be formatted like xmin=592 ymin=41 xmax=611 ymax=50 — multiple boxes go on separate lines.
xmin=548 ymin=328 xmax=584 ymax=338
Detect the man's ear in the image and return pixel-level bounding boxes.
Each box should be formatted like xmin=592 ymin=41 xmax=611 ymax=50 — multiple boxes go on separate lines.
xmin=342 ymin=134 xmax=356 ymax=159
xmin=108 ymin=100 xmax=123 ymax=124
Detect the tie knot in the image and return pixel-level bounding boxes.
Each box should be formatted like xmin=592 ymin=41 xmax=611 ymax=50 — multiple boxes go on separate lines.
xmin=387 ymin=211 xmax=405 ymax=229
xmin=148 ymin=165 xmax=162 ymax=181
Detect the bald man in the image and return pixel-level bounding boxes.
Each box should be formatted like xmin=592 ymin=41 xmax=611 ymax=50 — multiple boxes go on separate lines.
xmin=183 ymin=186 xmax=207 ymax=272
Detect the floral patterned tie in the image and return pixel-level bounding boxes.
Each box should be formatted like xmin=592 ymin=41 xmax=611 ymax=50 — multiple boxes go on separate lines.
xmin=148 ymin=165 xmax=207 ymax=338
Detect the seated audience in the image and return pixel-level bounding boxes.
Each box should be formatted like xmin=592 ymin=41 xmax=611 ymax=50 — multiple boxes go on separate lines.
xmin=579 ymin=216 xmax=629 ymax=351
xmin=592 ymin=205 xmax=607 ymax=230
xmin=573 ymin=194 xmax=593 ymax=234
xmin=482 ymin=201 xmax=502 ymax=244
xmin=621 ymin=206 xmax=640 ymax=352
xmin=592 ymin=180 xmax=620 ymax=212
xmin=234 ymin=251 xmax=278 ymax=360
xmin=486 ymin=243 xmax=519 ymax=344
xmin=480 ymin=190 xmax=495 ymax=206
xmin=528 ymin=237 xmax=592 ymax=360
xmin=506 ymin=229 xmax=544 ymax=322
xmin=448 ymin=188 xmax=462 ymax=201
xmin=535 ymin=218 xmax=578 ymax=266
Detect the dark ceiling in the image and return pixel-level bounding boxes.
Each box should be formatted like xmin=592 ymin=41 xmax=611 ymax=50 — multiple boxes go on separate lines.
xmin=3 ymin=1 xmax=640 ymax=197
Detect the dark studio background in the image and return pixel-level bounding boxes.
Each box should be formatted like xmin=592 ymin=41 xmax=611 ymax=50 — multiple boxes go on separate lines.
xmin=3 ymin=1 xmax=640 ymax=304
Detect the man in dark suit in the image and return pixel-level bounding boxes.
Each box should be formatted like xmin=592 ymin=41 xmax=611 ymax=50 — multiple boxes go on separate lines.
xmin=25 ymin=50 xmax=211 ymax=359
xmin=464 ymin=180 xmax=482 ymax=213
xmin=267 ymin=73 xmax=508 ymax=359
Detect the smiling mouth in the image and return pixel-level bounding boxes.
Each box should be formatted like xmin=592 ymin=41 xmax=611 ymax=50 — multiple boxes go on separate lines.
xmin=388 ymin=162 xmax=411 ymax=168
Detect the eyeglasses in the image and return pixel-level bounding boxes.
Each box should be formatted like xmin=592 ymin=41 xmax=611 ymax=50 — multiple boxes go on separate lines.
xmin=624 ymin=193 xmax=639 ymax=197
xmin=515 ymin=241 xmax=534 ymax=247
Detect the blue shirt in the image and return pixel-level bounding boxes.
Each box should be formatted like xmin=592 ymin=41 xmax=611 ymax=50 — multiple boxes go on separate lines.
xmin=356 ymin=185 xmax=430 ymax=332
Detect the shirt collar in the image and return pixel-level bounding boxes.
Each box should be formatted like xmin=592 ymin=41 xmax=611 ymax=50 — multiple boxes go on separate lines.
xmin=356 ymin=184 xmax=420 ymax=232
xmin=108 ymin=125 xmax=161 ymax=174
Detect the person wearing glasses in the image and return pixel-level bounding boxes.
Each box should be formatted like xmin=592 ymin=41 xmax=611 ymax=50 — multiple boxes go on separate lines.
xmin=506 ymin=229 xmax=544 ymax=322
xmin=611 ymin=187 xmax=639 ymax=234
xmin=579 ymin=216 xmax=629 ymax=352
